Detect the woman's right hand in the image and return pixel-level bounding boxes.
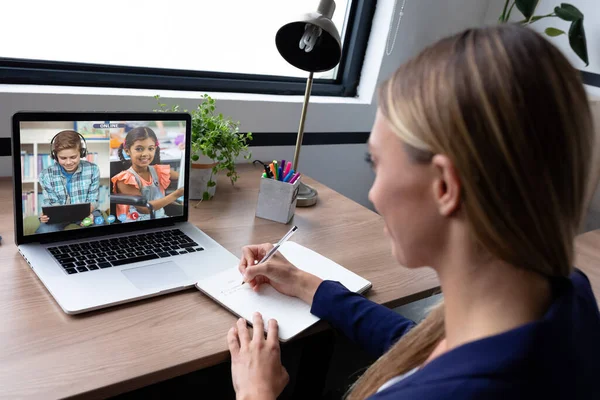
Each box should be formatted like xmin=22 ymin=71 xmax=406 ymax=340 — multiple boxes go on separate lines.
xmin=39 ymin=214 xmax=49 ymax=224
xmin=239 ymin=243 xmax=323 ymax=305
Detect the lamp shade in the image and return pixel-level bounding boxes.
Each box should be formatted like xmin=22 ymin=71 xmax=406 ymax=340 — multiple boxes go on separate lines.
xmin=275 ymin=1 xmax=342 ymax=73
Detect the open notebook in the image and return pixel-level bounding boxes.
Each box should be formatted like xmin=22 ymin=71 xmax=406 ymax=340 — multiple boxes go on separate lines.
xmin=195 ymin=241 xmax=372 ymax=341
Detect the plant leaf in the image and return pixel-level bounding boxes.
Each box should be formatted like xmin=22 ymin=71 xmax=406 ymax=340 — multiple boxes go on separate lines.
xmin=526 ymin=14 xmax=552 ymax=23
xmin=505 ymin=1 xmax=517 ymax=21
xmin=161 ymin=92 xmax=251 ymax=189
xmin=499 ymin=0 xmax=511 ymax=22
xmin=545 ymin=27 xmax=565 ymax=37
xmin=554 ymin=3 xmax=583 ymax=21
xmin=568 ymin=19 xmax=589 ymax=66
xmin=515 ymin=0 xmax=539 ymax=20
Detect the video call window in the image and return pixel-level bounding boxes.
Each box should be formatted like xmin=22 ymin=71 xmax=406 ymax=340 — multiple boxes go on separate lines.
xmin=19 ymin=120 xmax=187 ymax=236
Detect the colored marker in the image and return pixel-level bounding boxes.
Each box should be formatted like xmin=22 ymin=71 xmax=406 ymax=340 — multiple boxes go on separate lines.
xmin=263 ymin=163 xmax=273 ymax=178
xmin=283 ymin=169 xmax=294 ymax=182
xmin=262 ymin=172 xmax=267 ymax=178
xmin=283 ymin=161 xmax=292 ymax=178
xmin=278 ymin=166 xmax=283 ymax=181
xmin=269 ymin=163 xmax=277 ymax=178
xmin=273 ymin=160 xmax=279 ymax=180
xmin=289 ymin=172 xmax=301 ymax=184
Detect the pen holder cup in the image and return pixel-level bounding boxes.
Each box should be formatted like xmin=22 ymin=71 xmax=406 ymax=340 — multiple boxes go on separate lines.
xmin=255 ymin=177 xmax=301 ymax=224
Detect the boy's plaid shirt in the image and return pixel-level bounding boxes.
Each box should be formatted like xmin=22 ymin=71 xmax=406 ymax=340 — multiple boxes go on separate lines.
xmin=39 ymin=160 xmax=100 ymax=208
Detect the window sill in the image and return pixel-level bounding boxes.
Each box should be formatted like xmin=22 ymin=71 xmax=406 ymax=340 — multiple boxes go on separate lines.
xmin=0 ymin=83 xmax=371 ymax=106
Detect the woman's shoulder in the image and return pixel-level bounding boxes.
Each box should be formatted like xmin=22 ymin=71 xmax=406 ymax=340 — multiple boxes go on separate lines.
xmin=373 ymin=269 xmax=600 ymax=399
xmin=551 ymin=269 xmax=600 ymax=330
xmin=570 ymin=268 xmax=597 ymax=303
xmin=370 ymin=377 xmax=531 ymax=400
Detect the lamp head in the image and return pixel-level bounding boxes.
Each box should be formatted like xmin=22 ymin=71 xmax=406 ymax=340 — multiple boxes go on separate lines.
xmin=275 ymin=0 xmax=342 ymax=73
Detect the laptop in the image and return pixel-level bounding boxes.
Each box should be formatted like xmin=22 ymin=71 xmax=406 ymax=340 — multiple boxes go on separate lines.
xmin=12 ymin=112 xmax=239 ymax=314
xmin=42 ymin=203 xmax=91 ymax=224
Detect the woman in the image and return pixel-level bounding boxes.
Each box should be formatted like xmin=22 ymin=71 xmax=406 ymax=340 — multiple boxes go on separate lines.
xmin=227 ymin=25 xmax=600 ymax=399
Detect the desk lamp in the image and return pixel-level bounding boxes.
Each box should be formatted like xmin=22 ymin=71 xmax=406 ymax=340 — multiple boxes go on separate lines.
xmin=275 ymin=0 xmax=342 ymax=206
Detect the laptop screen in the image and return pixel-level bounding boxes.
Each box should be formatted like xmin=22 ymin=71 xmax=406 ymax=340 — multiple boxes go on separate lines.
xmin=17 ymin=118 xmax=188 ymax=237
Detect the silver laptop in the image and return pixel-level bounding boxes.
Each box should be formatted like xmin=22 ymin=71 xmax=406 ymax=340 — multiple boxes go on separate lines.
xmin=12 ymin=112 xmax=238 ymax=314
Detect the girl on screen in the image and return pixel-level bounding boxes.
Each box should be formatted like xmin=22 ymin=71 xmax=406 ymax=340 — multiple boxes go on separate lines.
xmin=111 ymin=127 xmax=183 ymax=221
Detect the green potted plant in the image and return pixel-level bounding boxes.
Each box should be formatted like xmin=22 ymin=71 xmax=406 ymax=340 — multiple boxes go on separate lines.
xmin=155 ymin=94 xmax=253 ymax=200
xmin=498 ymin=1 xmax=588 ymax=66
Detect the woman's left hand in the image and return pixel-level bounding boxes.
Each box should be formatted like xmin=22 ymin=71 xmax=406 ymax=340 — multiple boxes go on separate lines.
xmin=228 ymin=313 xmax=289 ymax=400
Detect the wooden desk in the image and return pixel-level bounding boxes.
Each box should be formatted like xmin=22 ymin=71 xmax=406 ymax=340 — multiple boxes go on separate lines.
xmin=0 ymin=164 xmax=440 ymax=399
xmin=574 ymin=230 xmax=600 ymax=303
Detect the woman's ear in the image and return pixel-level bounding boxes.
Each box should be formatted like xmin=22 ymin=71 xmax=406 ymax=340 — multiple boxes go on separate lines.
xmin=431 ymin=154 xmax=461 ymax=216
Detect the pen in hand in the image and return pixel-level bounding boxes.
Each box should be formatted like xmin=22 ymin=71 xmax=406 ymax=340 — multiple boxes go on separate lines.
xmin=241 ymin=225 xmax=298 ymax=285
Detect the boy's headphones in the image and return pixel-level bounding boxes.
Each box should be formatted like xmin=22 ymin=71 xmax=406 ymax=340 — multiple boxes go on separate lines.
xmin=50 ymin=131 xmax=88 ymax=161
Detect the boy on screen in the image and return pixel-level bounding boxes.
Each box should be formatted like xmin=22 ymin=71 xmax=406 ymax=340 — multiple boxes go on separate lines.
xmin=37 ymin=130 xmax=101 ymax=233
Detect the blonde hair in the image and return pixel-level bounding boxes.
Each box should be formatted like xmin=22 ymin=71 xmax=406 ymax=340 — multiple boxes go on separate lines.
xmin=347 ymin=24 xmax=594 ymax=399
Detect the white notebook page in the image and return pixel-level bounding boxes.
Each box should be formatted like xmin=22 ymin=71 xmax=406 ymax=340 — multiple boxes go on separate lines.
xmin=196 ymin=241 xmax=371 ymax=341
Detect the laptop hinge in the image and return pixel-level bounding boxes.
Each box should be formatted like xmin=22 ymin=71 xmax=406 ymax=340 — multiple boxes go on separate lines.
xmin=37 ymin=221 xmax=178 ymax=245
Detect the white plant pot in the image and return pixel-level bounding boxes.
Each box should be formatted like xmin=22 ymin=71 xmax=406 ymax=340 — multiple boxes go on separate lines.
xmin=190 ymin=155 xmax=218 ymax=200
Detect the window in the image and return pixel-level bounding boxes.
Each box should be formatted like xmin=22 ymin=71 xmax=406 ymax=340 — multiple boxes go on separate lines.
xmin=0 ymin=0 xmax=376 ymax=96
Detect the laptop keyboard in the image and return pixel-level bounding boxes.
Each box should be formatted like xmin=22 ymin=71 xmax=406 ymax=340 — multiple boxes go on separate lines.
xmin=47 ymin=229 xmax=204 ymax=275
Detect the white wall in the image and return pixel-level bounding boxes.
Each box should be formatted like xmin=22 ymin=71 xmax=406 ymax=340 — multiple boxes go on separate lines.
xmin=484 ymin=2 xmax=600 ymax=229
xmin=484 ymin=0 xmax=600 ymax=98
xmin=0 ymin=0 xmax=492 ymax=210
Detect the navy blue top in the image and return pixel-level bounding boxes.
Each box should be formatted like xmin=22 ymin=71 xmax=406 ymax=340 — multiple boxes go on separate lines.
xmin=310 ymin=269 xmax=600 ymax=399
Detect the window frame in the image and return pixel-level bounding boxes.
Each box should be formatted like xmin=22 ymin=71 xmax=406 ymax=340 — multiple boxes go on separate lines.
xmin=582 ymin=71 xmax=600 ymax=90
xmin=0 ymin=0 xmax=376 ymax=97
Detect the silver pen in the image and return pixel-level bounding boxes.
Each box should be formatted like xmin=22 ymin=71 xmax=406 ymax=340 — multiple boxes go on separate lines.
xmin=241 ymin=225 xmax=298 ymax=285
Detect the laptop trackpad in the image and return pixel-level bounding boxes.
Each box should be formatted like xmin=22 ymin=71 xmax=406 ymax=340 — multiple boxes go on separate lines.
xmin=122 ymin=261 xmax=190 ymax=291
